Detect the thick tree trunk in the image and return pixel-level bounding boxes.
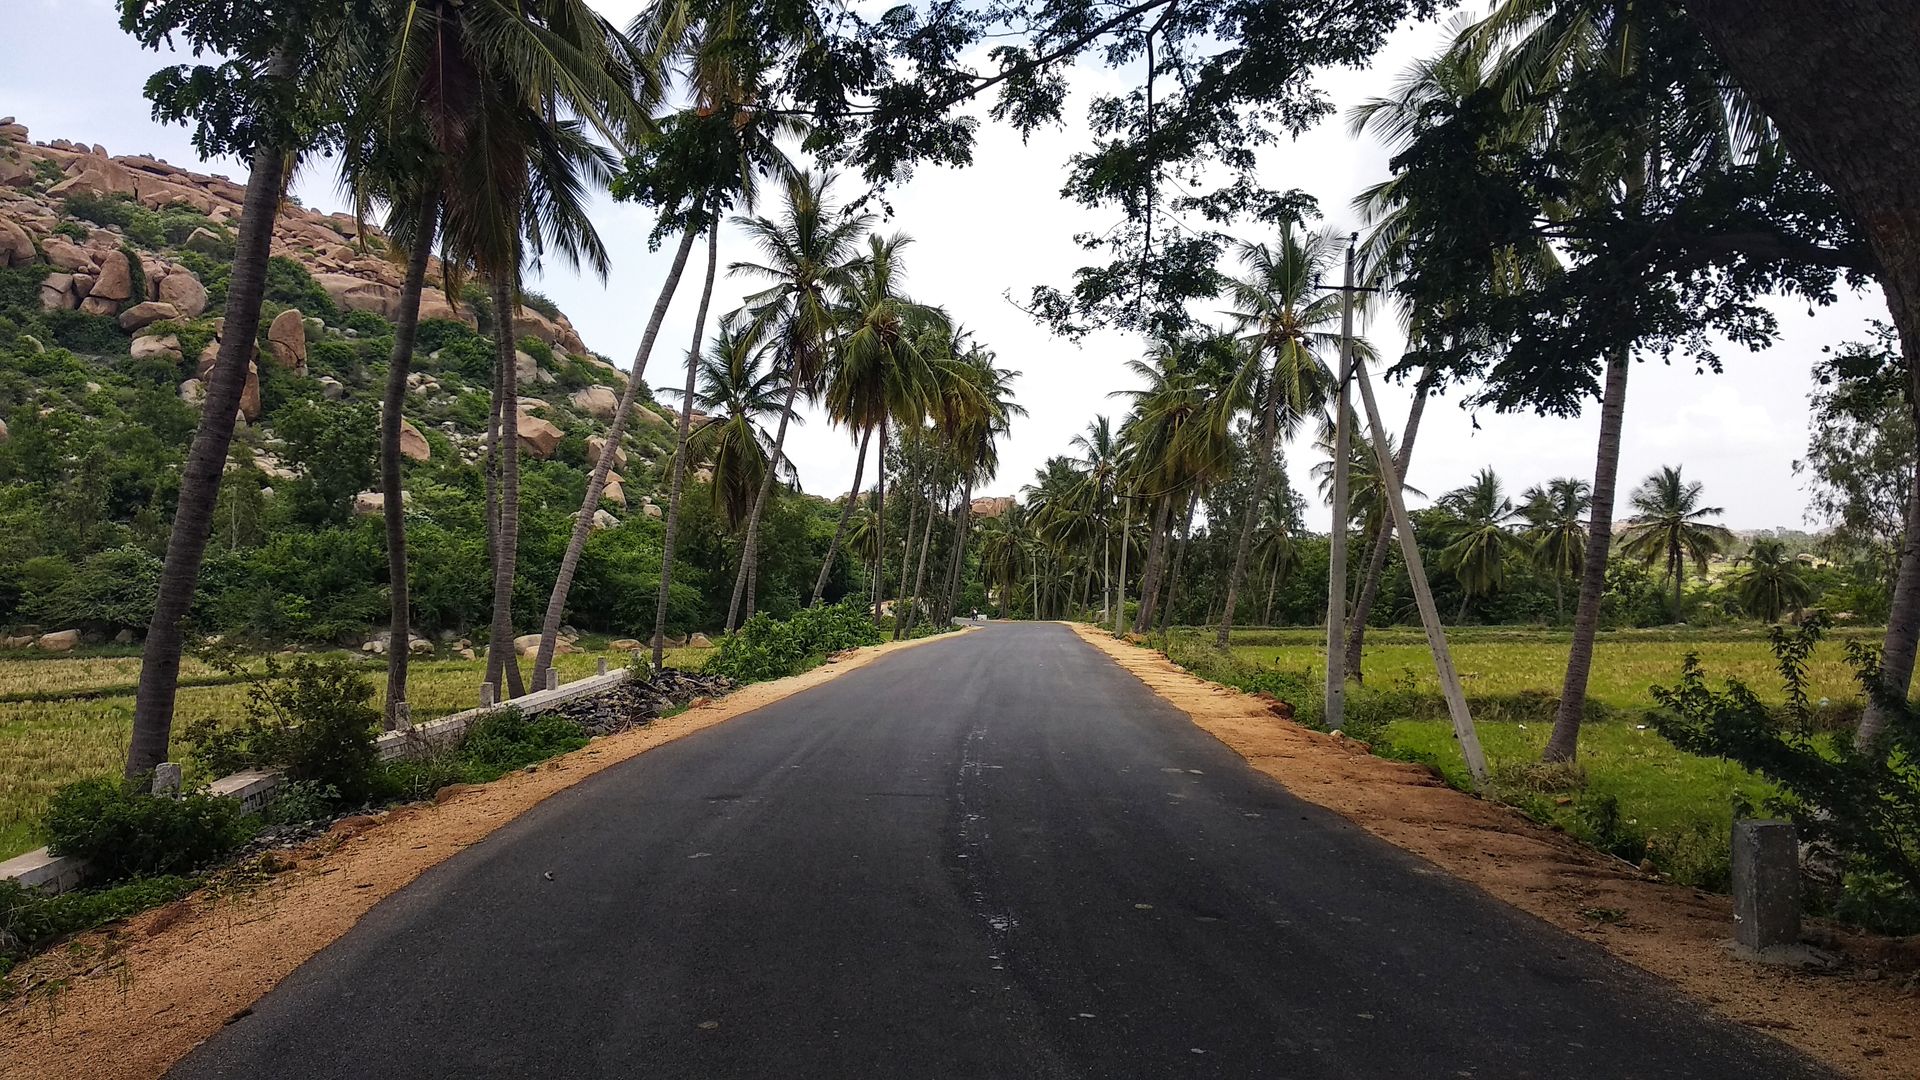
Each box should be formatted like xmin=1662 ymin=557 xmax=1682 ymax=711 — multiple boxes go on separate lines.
xmin=936 ymin=479 xmax=973 ymax=625
xmin=126 ymin=139 xmax=287 ymax=779
xmin=1158 ymin=489 xmax=1197 ymax=633
xmin=813 ymin=424 xmax=872 ymax=605
xmin=1344 ymin=372 xmax=1432 ymax=681
xmin=726 ymin=363 xmax=802 ymax=633
xmin=872 ymin=422 xmax=889 ymax=622
xmin=1680 ymin=1 xmax=1920 ymax=743
xmin=483 ymin=333 xmax=503 ymax=687
xmin=380 ymin=189 xmax=437 ymax=729
xmin=487 ymin=272 xmax=526 ymax=700
xmin=652 ymin=224 xmax=719 ymax=671
xmin=1542 ymin=348 xmax=1630 ymax=762
xmin=1132 ymin=493 xmax=1173 ymax=634
xmin=902 ymin=480 xmax=940 ymax=636
xmin=892 ymin=474 xmax=922 ymax=639
xmin=532 ymin=227 xmax=699 ymax=684
xmin=1216 ymin=359 xmax=1285 ymax=647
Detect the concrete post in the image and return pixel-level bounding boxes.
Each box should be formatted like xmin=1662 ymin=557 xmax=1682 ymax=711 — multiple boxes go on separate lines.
xmin=151 ymin=762 xmax=182 ymax=795
xmin=546 ymin=668 xmax=559 ymax=692
xmin=480 ymin=682 xmax=496 ymax=708
xmin=1732 ymin=819 xmax=1801 ymax=951
xmin=597 ymin=657 xmax=608 ymax=676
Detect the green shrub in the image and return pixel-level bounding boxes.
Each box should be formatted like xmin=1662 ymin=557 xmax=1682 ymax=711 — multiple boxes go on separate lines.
xmin=1 ymin=875 xmax=195 ymax=976
xmin=341 ymin=309 xmax=392 ymax=337
xmin=455 ymin=708 xmax=588 ymax=780
xmin=37 ymin=309 xmax=126 ymax=354
xmin=1652 ymin=613 xmax=1920 ymax=931
xmin=260 ymin=780 xmax=339 ymax=825
xmin=262 ymin=257 xmax=340 ymax=323
xmin=42 ymin=778 xmax=253 ymax=881
xmin=182 ymin=655 xmax=384 ymax=802
xmin=704 ymin=600 xmax=883 ymax=684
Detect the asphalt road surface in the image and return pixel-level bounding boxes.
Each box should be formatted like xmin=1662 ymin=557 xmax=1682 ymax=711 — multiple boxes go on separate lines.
xmin=172 ymin=622 xmax=1828 ymax=1079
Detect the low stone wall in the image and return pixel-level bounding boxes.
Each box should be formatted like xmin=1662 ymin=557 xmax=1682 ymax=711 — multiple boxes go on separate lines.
xmin=2 ymin=667 xmax=633 ymax=896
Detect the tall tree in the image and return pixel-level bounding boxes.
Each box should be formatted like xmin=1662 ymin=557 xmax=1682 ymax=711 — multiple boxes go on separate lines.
xmin=1680 ymin=0 xmax=1920 ymax=742
xmin=1437 ymin=467 xmax=1522 ymax=622
xmin=1619 ymin=465 xmax=1734 ymax=619
xmin=118 ymin=0 xmax=377 ymax=778
xmin=1214 ymin=226 xmax=1345 ymax=646
xmin=723 ymin=170 xmax=871 ymax=630
xmin=1520 ymin=477 xmax=1592 ymax=622
xmin=1731 ymin=537 xmax=1814 ymax=624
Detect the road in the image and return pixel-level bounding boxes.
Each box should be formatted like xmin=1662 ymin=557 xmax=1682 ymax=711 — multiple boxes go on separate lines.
xmin=171 ymin=622 xmax=1826 ymax=1079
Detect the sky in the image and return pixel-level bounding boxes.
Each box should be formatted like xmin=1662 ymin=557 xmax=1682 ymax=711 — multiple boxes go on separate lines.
xmin=1 ymin=1 xmax=1893 ymax=531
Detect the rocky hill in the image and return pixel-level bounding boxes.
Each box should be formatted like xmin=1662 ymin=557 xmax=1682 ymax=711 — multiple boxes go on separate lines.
xmin=0 ymin=116 xmax=689 ymax=516
xmin=0 ymin=117 xmax=809 ymax=648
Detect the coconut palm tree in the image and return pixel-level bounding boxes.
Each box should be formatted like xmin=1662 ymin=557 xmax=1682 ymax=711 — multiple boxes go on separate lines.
xmin=121 ymin=4 xmax=410 ymax=778
xmin=813 ymin=233 xmax=949 ymax=615
xmin=1619 ymin=465 xmax=1735 ymax=621
xmin=1518 ymin=477 xmax=1591 ymax=622
xmin=1213 ymin=225 xmax=1348 ymax=646
xmin=1068 ymin=415 xmax=1122 ymax=619
xmin=358 ymin=0 xmax=650 ymax=722
xmin=1437 ymin=467 xmax=1523 ymax=622
xmin=936 ymin=353 xmax=1029 ymax=622
xmin=690 ymin=324 xmax=794 ymax=533
xmin=721 ymin=170 xmax=871 ymax=631
xmin=1731 ymin=538 xmax=1815 ymax=624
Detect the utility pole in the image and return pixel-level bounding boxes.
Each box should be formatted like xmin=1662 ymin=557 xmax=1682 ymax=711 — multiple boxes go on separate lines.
xmin=1324 ymin=237 xmax=1356 ymax=732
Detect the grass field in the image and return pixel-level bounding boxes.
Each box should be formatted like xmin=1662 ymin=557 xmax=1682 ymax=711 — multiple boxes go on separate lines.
xmin=0 ymin=646 xmax=713 ymax=861
xmin=1165 ymin=625 xmax=1881 ymax=892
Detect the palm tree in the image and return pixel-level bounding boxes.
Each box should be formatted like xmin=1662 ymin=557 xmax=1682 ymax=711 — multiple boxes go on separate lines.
xmin=1619 ymin=465 xmax=1735 ymax=621
xmin=721 ymin=170 xmax=871 ymax=631
xmin=1437 ymin=467 xmax=1522 ymax=622
xmin=638 ymin=15 xmax=806 ymax=673
xmin=813 ymin=233 xmax=948 ymax=615
xmin=926 ymin=348 xmax=1022 ymax=631
xmin=361 ymin=0 xmax=649 ymax=722
xmin=120 ymin=7 xmax=384 ymax=778
xmin=1520 ymin=477 xmax=1591 ymax=622
xmin=1214 ymin=224 xmax=1347 ymax=646
xmin=1069 ymin=415 xmax=1121 ymax=620
xmin=1731 ymin=538 xmax=1815 ymax=623
xmin=690 ymin=325 xmax=794 ymax=533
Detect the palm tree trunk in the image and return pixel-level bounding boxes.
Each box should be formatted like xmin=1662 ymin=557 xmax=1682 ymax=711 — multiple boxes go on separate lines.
xmin=1158 ymin=489 xmax=1198 ymax=633
xmin=532 ymin=227 xmax=699 ymax=685
xmin=380 ymin=189 xmax=437 ymax=729
xmin=726 ymin=360 xmax=802 ymax=633
xmin=1216 ymin=358 xmax=1285 ymax=647
xmin=1542 ymin=347 xmax=1630 ymax=763
xmin=487 ymin=271 xmax=526 ymax=700
xmin=1263 ymin=560 xmax=1279 ymax=626
xmin=936 ymin=479 xmax=972 ymax=625
xmin=872 ymin=421 xmax=889 ymax=622
xmin=1554 ymin=576 xmax=1565 ymax=623
xmin=1133 ymin=493 xmax=1173 ymax=634
xmin=652 ymin=223 xmax=720 ymax=671
xmin=892 ymin=474 xmax=923 ymax=639
xmin=126 ymin=135 xmax=287 ymax=779
xmin=483 ymin=338 xmax=502 ymax=685
xmin=1673 ymin=551 xmax=1685 ymax=622
xmin=1344 ymin=371 xmax=1432 ymax=680
xmin=902 ymin=480 xmax=940 ymax=636
xmin=1102 ymin=530 xmax=1113 ymax=623
xmin=814 ymin=423 xmax=872 ymax=605
xmin=1113 ymin=500 xmax=1132 ymax=635
xmin=1862 ymin=452 xmax=1920 ymax=745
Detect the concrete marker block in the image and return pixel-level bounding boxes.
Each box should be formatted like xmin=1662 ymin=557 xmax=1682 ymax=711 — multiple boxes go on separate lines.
xmin=1732 ymin=819 xmax=1801 ymax=952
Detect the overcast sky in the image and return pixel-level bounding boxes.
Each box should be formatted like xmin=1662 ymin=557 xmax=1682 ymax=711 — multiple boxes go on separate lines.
xmin=3 ymin=1 xmax=1891 ymax=530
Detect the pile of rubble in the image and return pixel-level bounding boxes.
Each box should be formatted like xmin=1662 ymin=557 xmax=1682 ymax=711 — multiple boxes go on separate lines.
xmin=548 ymin=667 xmax=735 ymax=737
